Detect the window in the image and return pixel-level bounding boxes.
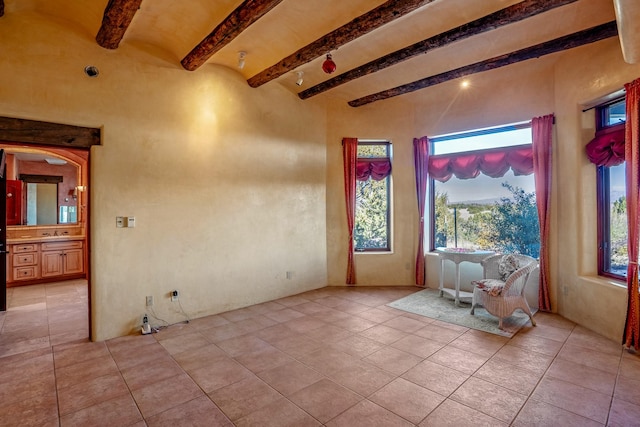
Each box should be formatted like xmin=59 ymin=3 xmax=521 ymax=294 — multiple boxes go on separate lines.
xmin=430 ymin=123 xmax=540 ymax=258
xmin=354 ymin=141 xmax=391 ymax=251
xmin=596 ymin=98 xmax=628 ymax=279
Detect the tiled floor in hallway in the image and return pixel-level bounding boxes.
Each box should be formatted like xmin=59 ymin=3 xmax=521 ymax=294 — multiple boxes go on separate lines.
xmin=0 ymin=282 xmax=639 ymax=426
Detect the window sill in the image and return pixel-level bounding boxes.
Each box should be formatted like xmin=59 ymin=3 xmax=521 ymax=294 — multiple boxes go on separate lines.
xmin=355 ymin=250 xmax=394 ymax=255
xmin=579 ymin=274 xmax=627 ymax=289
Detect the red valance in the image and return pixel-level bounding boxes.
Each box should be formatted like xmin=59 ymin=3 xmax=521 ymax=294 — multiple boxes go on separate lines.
xmin=428 ymin=145 xmax=533 ymax=182
xmin=585 ymin=125 xmax=625 ymax=167
xmin=356 ymin=159 xmax=391 ymax=181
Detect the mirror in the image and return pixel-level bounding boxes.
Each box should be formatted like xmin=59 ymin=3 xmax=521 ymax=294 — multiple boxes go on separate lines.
xmin=3 ymin=149 xmax=81 ymax=226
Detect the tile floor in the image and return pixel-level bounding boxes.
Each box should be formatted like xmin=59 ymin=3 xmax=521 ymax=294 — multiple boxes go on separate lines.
xmin=0 ymin=281 xmax=639 ymax=426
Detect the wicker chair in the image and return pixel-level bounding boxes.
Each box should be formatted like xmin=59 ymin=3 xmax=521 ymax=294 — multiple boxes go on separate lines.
xmin=470 ymin=254 xmax=538 ymax=330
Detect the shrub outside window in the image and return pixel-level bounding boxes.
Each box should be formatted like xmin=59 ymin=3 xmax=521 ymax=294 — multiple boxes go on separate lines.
xmin=430 ymin=123 xmax=540 ymax=258
xmin=595 ymin=98 xmax=628 ymax=280
xmin=354 ymin=141 xmax=391 ymax=252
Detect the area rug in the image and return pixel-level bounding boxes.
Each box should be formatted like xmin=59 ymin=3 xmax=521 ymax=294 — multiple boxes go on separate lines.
xmin=387 ymin=288 xmax=535 ymax=338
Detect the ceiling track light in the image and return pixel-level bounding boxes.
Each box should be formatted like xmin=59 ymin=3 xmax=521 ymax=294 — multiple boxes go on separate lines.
xmin=237 ymin=51 xmax=246 ymax=70
xmin=296 ymin=71 xmax=304 ymax=86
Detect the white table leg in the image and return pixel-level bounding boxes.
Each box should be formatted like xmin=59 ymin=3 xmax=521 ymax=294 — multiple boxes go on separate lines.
xmin=455 ymin=263 xmax=461 ymax=306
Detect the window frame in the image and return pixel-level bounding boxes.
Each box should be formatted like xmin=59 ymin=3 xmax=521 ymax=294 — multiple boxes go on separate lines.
xmin=354 ymin=140 xmax=392 ymax=253
xmin=595 ymin=97 xmax=627 ymax=281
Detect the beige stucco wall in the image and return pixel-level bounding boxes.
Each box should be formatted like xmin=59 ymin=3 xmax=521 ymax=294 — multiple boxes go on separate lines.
xmin=0 ymin=14 xmax=328 ymax=340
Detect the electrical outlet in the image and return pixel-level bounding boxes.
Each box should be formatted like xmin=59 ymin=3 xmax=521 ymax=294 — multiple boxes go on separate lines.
xmin=286 ymin=271 xmax=293 ymax=280
xmin=146 ymin=295 xmax=153 ymax=306
xmin=116 ymin=216 xmax=124 ymax=228
xmin=171 ymin=289 xmax=179 ymax=302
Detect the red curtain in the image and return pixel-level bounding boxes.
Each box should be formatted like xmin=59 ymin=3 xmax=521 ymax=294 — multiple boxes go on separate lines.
xmin=356 ymin=159 xmax=392 ymax=181
xmin=532 ymin=114 xmax=554 ymax=312
xmin=624 ymin=78 xmax=640 ymax=350
xmin=342 ymin=138 xmax=358 ymax=285
xmin=428 ymin=145 xmax=533 ymax=182
xmin=413 ymin=137 xmax=429 ymax=286
xmin=585 ymin=125 xmax=626 ymax=167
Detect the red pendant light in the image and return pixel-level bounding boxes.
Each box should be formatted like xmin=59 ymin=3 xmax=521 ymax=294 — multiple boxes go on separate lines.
xmin=322 ymin=53 xmax=336 ymax=74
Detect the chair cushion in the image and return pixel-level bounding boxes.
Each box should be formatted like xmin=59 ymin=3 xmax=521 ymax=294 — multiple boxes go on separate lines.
xmin=473 ymin=279 xmax=505 ymax=296
xmin=498 ymin=254 xmax=519 ymax=281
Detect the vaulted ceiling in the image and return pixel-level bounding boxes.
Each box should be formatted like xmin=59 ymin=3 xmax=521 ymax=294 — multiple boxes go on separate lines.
xmin=1 ymin=0 xmax=635 ymax=107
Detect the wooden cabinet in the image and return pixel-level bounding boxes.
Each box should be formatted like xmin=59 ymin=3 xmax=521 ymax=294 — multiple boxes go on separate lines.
xmin=41 ymin=241 xmax=84 ymax=278
xmin=7 ymin=240 xmax=85 ymax=286
xmin=11 ymin=244 xmax=39 ymax=282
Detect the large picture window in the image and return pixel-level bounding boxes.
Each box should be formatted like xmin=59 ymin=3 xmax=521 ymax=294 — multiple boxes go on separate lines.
xmin=594 ymin=98 xmax=628 ymax=280
xmin=430 ymin=123 xmax=540 ymax=258
xmin=355 ymin=142 xmax=391 ymax=251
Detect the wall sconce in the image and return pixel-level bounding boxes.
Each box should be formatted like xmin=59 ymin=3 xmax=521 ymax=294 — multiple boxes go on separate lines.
xmin=296 ymin=71 xmax=304 ymax=86
xmin=238 ymin=51 xmax=246 ymax=70
xmin=73 ymin=185 xmax=87 ymax=200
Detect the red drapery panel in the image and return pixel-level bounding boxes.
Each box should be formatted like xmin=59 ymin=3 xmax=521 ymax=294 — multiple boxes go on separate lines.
xmin=413 ymin=137 xmax=429 ymax=287
xmin=532 ymin=114 xmax=554 ymax=312
xmin=585 ymin=125 xmax=626 ymax=167
xmin=356 ymin=159 xmax=392 ymax=181
xmin=624 ymin=79 xmax=640 ymax=350
xmin=428 ymin=145 xmax=533 ymax=182
xmin=342 ymin=138 xmax=358 ymax=285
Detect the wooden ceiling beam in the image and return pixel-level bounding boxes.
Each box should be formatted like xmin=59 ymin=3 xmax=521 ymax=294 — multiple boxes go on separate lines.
xmin=247 ymin=0 xmax=436 ymax=88
xmin=0 ymin=117 xmax=101 ymax=149
xmin=181 ymin=0 xmax=284 ymax=72
xmin=348 ymin=21 xmax=618 ymax=107
xmin=0 ymin=0 xmax=4 ymax=17
xmin=96 ymin=0 xmax=144 ymax=50
xmin=299 ymin=0 xmax=578 ymax=100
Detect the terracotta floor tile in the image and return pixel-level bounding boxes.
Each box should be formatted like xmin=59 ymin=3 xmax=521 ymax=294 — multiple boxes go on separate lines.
xmin=208 ymin=376 xmax=282 ymax=421
xmin=370 ymin=378 xmax=445 ymax=424
xmin=328 ymin=362 xmax=396 ymax=396
xmin=413 ymin=323 xmax=465 ymax=344
xmin=508 ymin=331 xmax=564 ymax=357
xmin=419 ymin=398 xmax=509 ymax=426
xmin=298 ymin=348 xmax=361 ymax=376
xmin=402 ymin=359 xmax=470 ymax=396
xmin=512 ymin=398 xmax=604 ymax=427
xmin=428 ymin=345 xmax=490 ymax=375
xmin=0 ymin=370 xmax=55 ymax=407
xmin=156 ymin=331 xmax=211 ymax=355
xmin=305 ymin=324 xmax=353 ymax=343
xmin=359 ymin=324 xmax=407 ymax=345
xmin=0 ymin=391 xmax=59 ymax=427
xmin=132 ymin=373 xmax=203 ymax=419
xmin=275 ymin=294 xmax=312 ymax=307
xmin=314 ymin=296 xmax=350 ymax=308
xmin=57 ymin=372 xmax=130 ymax=416
xmin=263 ymin=307 xmax=306 ymax=323
xmin=608 ymin=397 xmax=640 ymax=427
xmin=171 ymin=343 xmax=228 ymax=372
xmin=330 ymin=314 xmax=378 ymax=332
xmin=516 ymin=323 xmax=572 ymax=343
xmin=187 ymin=314 xmax=230 ymax=329
xmin=620 ymin=351 xmax=640 ymax=381
xmin=289 ymin=378 xmax=362 ymax=423
xmin=199 ymin=322 xmax=250 ymax=343
xmin=53 ymin=341 xmax=109 ymax=369
xmin=391 ymin=334 xmax=444 ymax=358
xmin=325 ymin=399 xmax=413 ymax=427
xmin=121 ymin=357 xmax=184 ymax=390
xmin=332 ymin=300 xmax=372 ymax=315
xmin=531 ymin=312 xmax=576 ymax=330
xmin=383 ymin=315 xmax=429 ymax=333
xmin=492 ymin=344 xmax=553 ymax=375
xmin=531 ymin=376 xmax=611 ymax=424
xmin=291 ymin=301 xmax=332 ymax=315
xmin=109 ymin=341 xmax=172 ymax=371
xmin=566 ymin=325 xmax=622 ymax=356
xmin=557 ymin=343 xmax=621 ymax=374
xmin=271 ymin=334 xmax=324 ymax=358
xmin=220 ymin=307 xmax=256 ymax=323
xmin=59 ymin=394 xmax=143 ymax=427
xmin=281 ymin=316 xmax=326 ymax=333
xmin=145 ymin=395 xmax=233 ymax=427
xmin=614 ymin=373 xmax=640 ymax=405
xmin=233 ymin=344 xmax=295 ymax=373
xmin=188 ymin=356 xmax=254 ymax=393
xmin=546 ymin=357 xmax=617 ymax=395
xmin=235 ymin=315 xmax=279 ymax=333
xmin=257 ymin=360 xmax=324 ymax=396
xmin=330 ymin=334 xmax=385 ymax=358
xmin=451 ymin=376 xmax=527 ymax=423
xmin=254 ymin=323 xmax=301 ymax=344
xmin=364 ymin=346 xmax=423 ymax=376
xmin=235 ymin=397 xmax=321 ymax=427
xmin=449 ymin=329 xmax=509 ymax=357
xmin=473 ymin=357 xmax=542 ymax=396
xmin=55 ymin=354 xmax=120 ymax=389
xmin=216 ymin=334 xmax=272 ymax=357
xmin=357 ymin=308 xmax=400 ymax=323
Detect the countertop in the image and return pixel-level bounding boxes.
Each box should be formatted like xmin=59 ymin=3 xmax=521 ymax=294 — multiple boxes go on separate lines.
xmin=7 ymin=235 xmax=86 ymax=244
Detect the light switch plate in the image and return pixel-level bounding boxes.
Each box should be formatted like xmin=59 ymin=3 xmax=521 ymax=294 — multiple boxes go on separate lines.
xmin=116 ymin=216 xmax=124 ymax=228
xmin=127 ymin=216 xmax=135 ymax=228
